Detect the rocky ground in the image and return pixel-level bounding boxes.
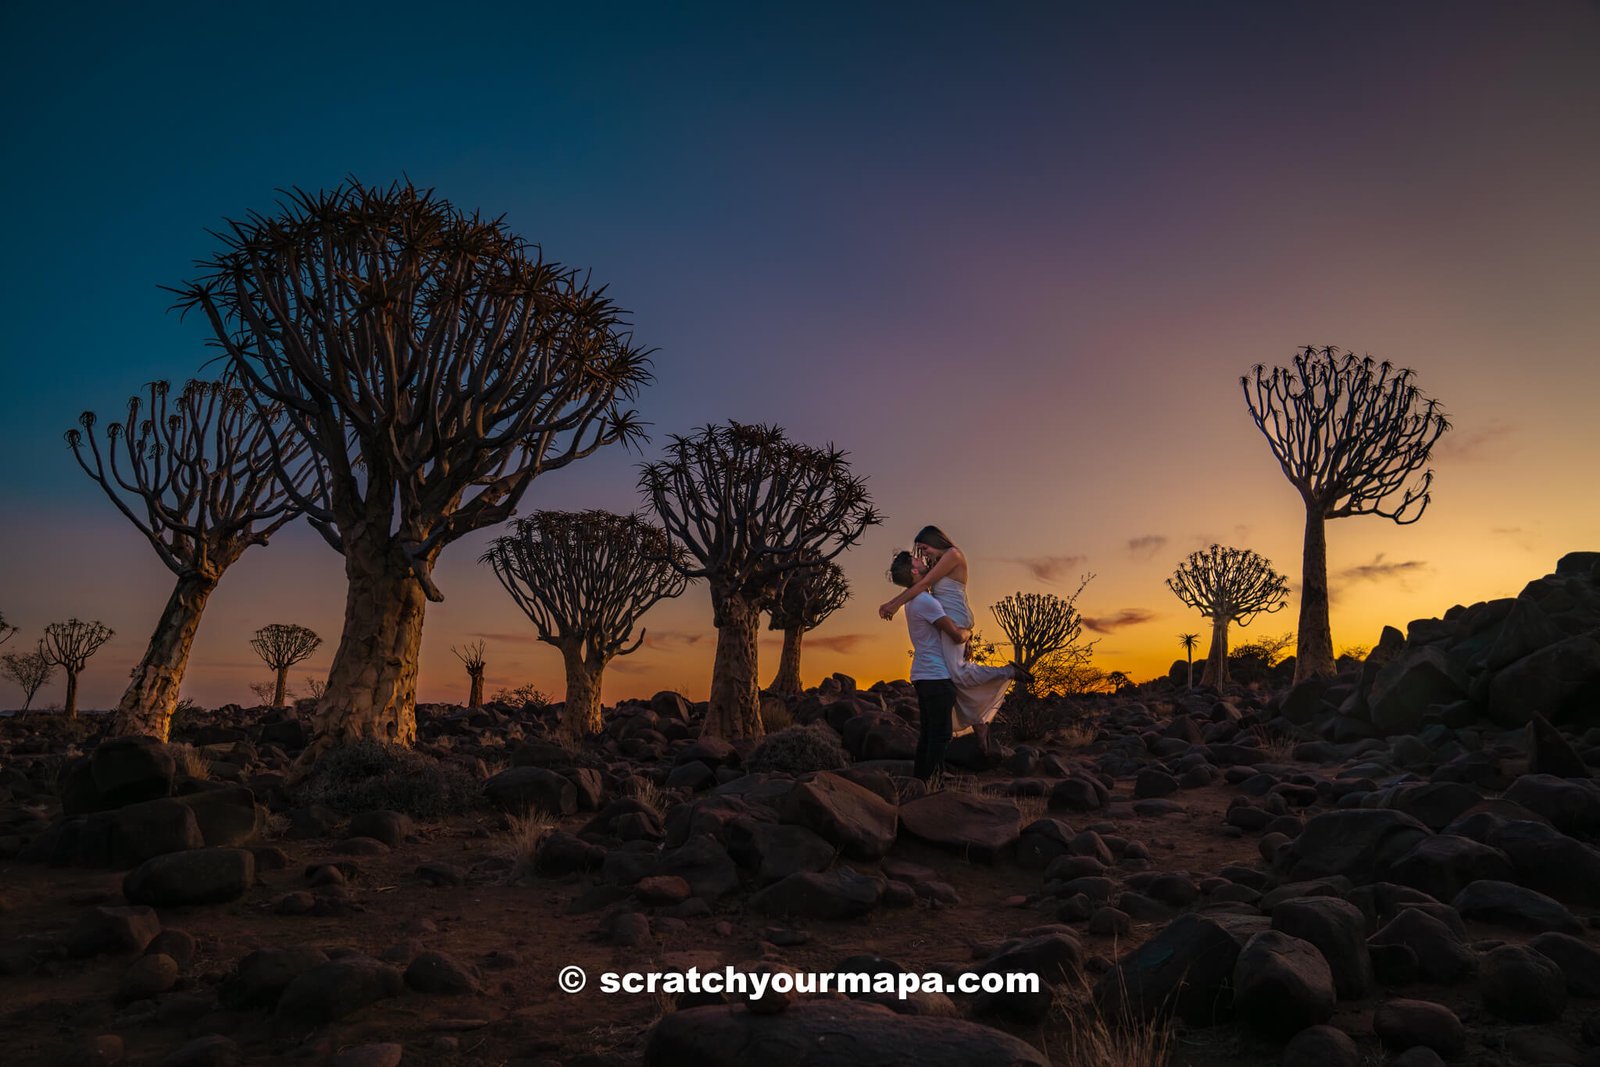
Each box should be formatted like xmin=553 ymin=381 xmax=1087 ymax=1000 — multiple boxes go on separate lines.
xmin=1 ymin=552 xmax=1598 ymax=1067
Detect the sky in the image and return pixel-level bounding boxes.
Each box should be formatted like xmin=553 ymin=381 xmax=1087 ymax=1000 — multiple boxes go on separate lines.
xmin=1 ymin=1 xmax=1597 ymax=710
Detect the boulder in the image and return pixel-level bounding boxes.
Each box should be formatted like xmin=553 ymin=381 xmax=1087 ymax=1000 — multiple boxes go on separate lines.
xmin=90 ymin=737 xmax=176 ymax=810
xmin=1529 ymin=931 xmax=1600 ymax=998
xmin=1489 ymin=634 xmax=1600 ymax=728
xmin=1271 ymin=897 xmax=1373 ymax=1000
xmin=1232 ymin=931 xmax=1336 ymax=1037
xmin=779 ymin=772 xmax=897 ymax=861
xmin=123 ymin=848 xmax=255 ymax=907
xmin=1367 ymin=908 xmax=1475 ymax=985
xmin=1451 ymin=879 xmax=1583 ymax=935
xmin=1282 ymin=810 xmax=1432 ymax=885
xmin=484 ymin=767 xmax=578 ymax=815
xmin=220 ymin=946 xmax=330 ymax=1009
xmin=749 ymin=867 xmax=882 ymax=920
xmin=1095 ymin=912 xmax=1269 ymax=1025
xmin=1479 ymin=944 xmax=1567 ymax=1023
xmin=898 ymin=791 xmax=1020 ymax=863
xmin=1368 ymin=647 xmax=1466 ymax=736
xmin=1486 ymin=819 xmax=1600 ymax=906
xmin=652 ymin=836 xmax=740 ymax=900
xmin=275 ymin=956 xmax=404 ymax=1025
xmin=1389 ymin=836 xmax=1515 ymax=903
xmin=1373 ymin=999 xmax=1464 ymax=1059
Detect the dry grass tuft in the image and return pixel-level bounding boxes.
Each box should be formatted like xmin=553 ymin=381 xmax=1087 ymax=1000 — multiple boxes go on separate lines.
xmin=169 ymin=743 xmax=210 ymax=780
xmin=629 ymin=778 xmax=674 ymax=816
xmin=1055 ymin=720 xmax=1098 ymax=748
xmin=504 ymin=809 xmax=557 ymax=879
xmin=1013 ymin=793 xmax=1050 ymax=828
xmin=1049 ymin=978 xmax=1172 ymax=1067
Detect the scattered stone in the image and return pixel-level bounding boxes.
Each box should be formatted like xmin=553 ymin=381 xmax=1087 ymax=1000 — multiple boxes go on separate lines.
xmin=898 ymin=791 xmax=1020 ymax=863
xmin=1232 ymin=931 xmax=1336 ymax=1037
xmin=404 ymin=950 xmax=482 ymax=995
xmin=1281 ymin=1025 xmax=1360 ymax=1067
xmin=1373 ymin=999 xmax=1465 ymax=1059
xmin=123 ymin=848 xmax=255 ymax=907
xmin=119 ymin=953 xmax=180 ymax=1001
xmin=1479 ymin=944 xmax=1567 ymax=1023
xmin=275 ymin=956 xmax=403 ymax=1026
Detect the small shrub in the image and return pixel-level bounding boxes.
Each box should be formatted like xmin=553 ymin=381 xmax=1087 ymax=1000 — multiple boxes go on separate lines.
xmin=168 ymin=698 xmax=201 ymax=735
xmin=746 ymin=723 xmax=848 ymax=775
xmin=999 ymin=692 xmax=1068 ymax=743
xmin=294 ymin=740 xmax=483 ymax=818
xmin=1013 ymin=793 xmax=1049 ymax=828
xmin=490 ymin=683 xmax=552 ymax=710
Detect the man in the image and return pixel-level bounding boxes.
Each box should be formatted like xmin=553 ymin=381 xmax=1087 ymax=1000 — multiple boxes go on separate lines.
xmin=889 ymin=550 xmax=972 ymax=783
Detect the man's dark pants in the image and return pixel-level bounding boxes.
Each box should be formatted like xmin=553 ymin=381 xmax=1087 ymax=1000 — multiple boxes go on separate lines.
xmin=913 ymin=678 xmax=957 ymax=781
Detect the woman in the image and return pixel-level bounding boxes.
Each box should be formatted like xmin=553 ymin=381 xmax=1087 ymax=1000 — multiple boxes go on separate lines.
xmin=878 ymin=526 xmax=1022 ymax=752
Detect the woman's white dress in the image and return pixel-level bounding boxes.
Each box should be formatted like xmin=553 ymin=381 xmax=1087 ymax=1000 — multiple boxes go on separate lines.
xmin=930 ymin=576 xmax=1014 ymax=729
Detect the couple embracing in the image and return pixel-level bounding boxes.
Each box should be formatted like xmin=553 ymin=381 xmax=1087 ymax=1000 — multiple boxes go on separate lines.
xmin=878 ymin=526 xmax=1028 ymax=784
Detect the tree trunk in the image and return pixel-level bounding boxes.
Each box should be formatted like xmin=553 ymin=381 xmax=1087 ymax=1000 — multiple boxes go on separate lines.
xmin=559 ymin=643 xmax=604 ymax=738
xmin=703 ymin=592 xmax=763 ymax=739
xmin=1200 ymin=618 xmax=1230 ymax=688
xmin=467 ymin=669 xmax=484 ymax=709
xmin=1295 ymin=505 xmax=1335 ymax=682
xmin=64 ymin=669 xmax=79 ymax=720
xmin=272 ymin=665 xmax=290 ymax=708
xmin=1185 ymin=653 xmax=1194 ymax=690
xmin=769 ymin=627 xmax=804 ymax=695
xmin=302 ymin=540 xmax=428 ymax=763
xmin=112 ymin=573 xmax=217 ymax=740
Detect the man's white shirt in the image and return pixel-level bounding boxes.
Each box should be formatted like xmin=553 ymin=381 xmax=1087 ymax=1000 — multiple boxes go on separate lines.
xmin=905 ymin=592 xmax=951 ymax=681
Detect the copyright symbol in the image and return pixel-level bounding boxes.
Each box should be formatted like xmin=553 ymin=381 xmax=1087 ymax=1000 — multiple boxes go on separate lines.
xmin=558 ymin=965 xmax=587 ymax=993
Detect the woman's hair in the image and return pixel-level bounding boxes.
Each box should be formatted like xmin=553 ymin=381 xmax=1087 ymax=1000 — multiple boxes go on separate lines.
xmin=888 ymin=551 xmax=917 ymax=589
xmin=913 ymin=526 xmax=954 ymax=551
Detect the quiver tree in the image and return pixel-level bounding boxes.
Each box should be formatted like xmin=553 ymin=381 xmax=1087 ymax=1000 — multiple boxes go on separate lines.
xmin=641 ymin=423 xmax=880 ymax=739
xmin=250 ymin=624 xmax=322 ymax=707
xmin=40 ymin=619 xmax=114 ymax=718
xmin=175 ymin=179 xmax=652 ymax=759
xmin=0 ymin=612 xmax=15 ymax=647
xmin=453 ymin=641 xmax=487 ymax=708
xmin=991 ymin=577 xmax=1093 ymax=696
xmin=69 ymin=378 xmax=307 ymax=739
xmin=1 ymin=648 xmax=54 ymax=714
xmin=1166 ymin=544 xmax=1289 ymax=688
xmin=1243 ymin=347 xmax=1449 ymax=681
xmin=484 ymin=510 xmax=689 ymax=737
xmin=764 ymin=558 xmax=850 ymax=695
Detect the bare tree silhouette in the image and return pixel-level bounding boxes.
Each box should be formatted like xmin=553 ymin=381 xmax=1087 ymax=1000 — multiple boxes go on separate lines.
xmin=250 ymin=624 xmax=322 ymax=708
xmin=69 ymin=378 xmax=307 ymax=738
xmin=40 ymin=619 xmax=114 ymax=719
xmin=764 ymin=558 xmax=850 ymax=695
xmin=0 ymin=612 xmax=15 ymax=648
xmin=452 ymin=641 xmax=487 ymax=709
xmin=1166 ymin=544 xmax=1289 ymax=688
xmin=641 ymin=423 xmax=879 ymax=738
xmin=1243 ymin=346 xmax=1448 ymax=681
xmin=991 ymin=575 xmax=1093 ymax=695
xmin=176 ymin=180 xmax=652 ymax=760
xmin=1 ymin=648 xmax=54 ymax=714
xmin=484 ymin=511 xmax=689 ymax=737
xmin=1178 ymin=632 xmax=1199 ymax=690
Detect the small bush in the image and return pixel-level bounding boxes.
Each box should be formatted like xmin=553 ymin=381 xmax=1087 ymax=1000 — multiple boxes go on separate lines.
xmin=294 ymin=740 xmax=483 ymax=818
xmin=505 ymin=809 xmax=557 ymax=879
xmin=490 ymin=683 xmax=552 ymax=710
xmin=760 ymin=696 xmax=793 ymax=732
xmin=999 ymin=692 xmax=1069 ymax=743
xmin=167 ymin=698 xmax=201 ymax=736
xmin=168 ymin=743 xmax=210 ymax=780
xmin=747 ymin=723 xmax=848 ymax=775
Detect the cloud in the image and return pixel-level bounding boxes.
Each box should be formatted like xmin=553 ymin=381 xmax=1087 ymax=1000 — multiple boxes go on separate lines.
xmin=1127 ymin=535 xmax=1167 ymax=561
xmin=1434 ymin=422 xmax=1514 ymax=464
xmin=643 ymin=630 xmax=705 ymax=649
xmin=805 ymin=634 xmax=867 ymax=654
xmin=467 ymin=631 xmax=536 ymax=645
xmin=1081 ymin=608 xmax=1156 ymax=635
xmin=1006 ymin=554 xmax=1088 ymax=584
xmin=1338 ymin=554 xmax=1427 ymax=584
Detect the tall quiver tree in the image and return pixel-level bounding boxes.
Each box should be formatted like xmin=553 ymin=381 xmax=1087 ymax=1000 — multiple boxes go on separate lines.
xmin=41 ymin=619 xmax=114 ymax=719
xmin=453 ymin=642 xmax=486 ymax=708
xmin=1166 ymin=544 xmax=1289 ymax=688
xmin=765 ymin=559 xmax=850 ymax=695
xmin=484 ymin=511 xmax=689 ymax=738
xmin=176 ymin=180 xmax=651 ymax=758
xmin=250 ymin=624 xmax=322 ymax=707
xmin=641 ymin=423 xmax=880 ymax=739
xmin=69 ymin=379 xmax=306 ymax=739
xmin=992 ymin=581 xmax=1091 ymax=696
xmin=1243 ymin=347 xmax=1449 ymax=682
